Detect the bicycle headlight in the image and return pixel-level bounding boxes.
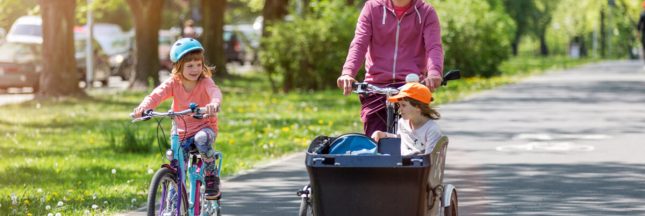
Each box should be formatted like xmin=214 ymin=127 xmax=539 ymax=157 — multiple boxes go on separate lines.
xmin=165 ymin=149 xmax=173 ymax=161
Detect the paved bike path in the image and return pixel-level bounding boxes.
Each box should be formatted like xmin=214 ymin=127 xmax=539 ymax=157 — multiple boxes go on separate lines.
xmin=121 ymin=60 xmax=645 ymax=215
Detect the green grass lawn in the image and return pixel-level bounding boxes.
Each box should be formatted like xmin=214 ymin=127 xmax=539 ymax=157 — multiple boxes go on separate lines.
xmin=0 ymin=55 xmax=594 ymax=215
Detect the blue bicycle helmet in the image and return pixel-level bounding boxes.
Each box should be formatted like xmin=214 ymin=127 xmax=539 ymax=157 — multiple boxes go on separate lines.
xmin=170 ymin=38 xmax=204 ymax=63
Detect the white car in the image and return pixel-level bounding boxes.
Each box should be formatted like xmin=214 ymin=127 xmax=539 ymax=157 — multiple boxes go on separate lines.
xmin=6 ymin=16 xmax=42 ymax=44
xmin=6 ymin=15 xmax=112 ymax=86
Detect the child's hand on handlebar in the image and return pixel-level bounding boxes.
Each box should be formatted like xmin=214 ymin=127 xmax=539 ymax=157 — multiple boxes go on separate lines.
xmin=132 ymin=107 xmax=145 ymax=118
xmin=337 ymin=74 xmax=357 ymax=96
xmin=204 ymin=103 xmax=220 ymax=117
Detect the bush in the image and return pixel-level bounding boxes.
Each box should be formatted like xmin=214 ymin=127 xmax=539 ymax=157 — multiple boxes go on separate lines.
xmin=260 ymin=1 xmax=359 ymax=92
xmin=261 ymin=0 xmax=515 ymax=90
xmin=434 ymin=0 xmax=516 ymax=77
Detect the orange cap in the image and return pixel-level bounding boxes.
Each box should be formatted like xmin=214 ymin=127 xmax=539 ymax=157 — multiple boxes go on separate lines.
xmin=642 ymin=1 xmax=645 ymax=8
xmin=387 ymin=83 xmax=432 ymax=104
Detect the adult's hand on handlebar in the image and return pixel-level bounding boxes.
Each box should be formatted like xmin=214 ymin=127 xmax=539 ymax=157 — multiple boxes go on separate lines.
xmin=424 ymin=75 xmax=443 ymax=92
xmin=337 ymin=74 xmax=356 ymax=96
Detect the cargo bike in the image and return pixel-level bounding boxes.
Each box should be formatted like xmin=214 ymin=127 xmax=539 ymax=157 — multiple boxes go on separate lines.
xmin=297 ymin=71 xmax=461 ymax=216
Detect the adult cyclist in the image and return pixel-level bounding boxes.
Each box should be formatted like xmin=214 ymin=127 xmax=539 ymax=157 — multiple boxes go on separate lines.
xmin=337 ymin=0 xmax=445 ymax=137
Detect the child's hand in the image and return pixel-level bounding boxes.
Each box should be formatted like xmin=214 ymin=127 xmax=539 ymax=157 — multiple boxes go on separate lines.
xmin=371 ymin=130 xmax=387 ymax=142
xmin=204 ymin=103 xmax=219 ymax=117
xmin=132 ymin=107 xmax=144 ymax=118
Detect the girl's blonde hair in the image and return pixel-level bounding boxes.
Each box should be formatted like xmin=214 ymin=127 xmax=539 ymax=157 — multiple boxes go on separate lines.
xmin=171 ymin=50 xmax=213 ymax=80
xmin=402 ymin=97 xmax=441 ymax=120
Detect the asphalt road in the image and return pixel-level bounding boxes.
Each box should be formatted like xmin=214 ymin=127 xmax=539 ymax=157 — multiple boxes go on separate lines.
xmin=213 ymin=60 xmax=645 ymax=216
xmin=440 ymin=60 xmax=645 ymax=215
xmin=99 ymin=60 xmax=645 ymax=215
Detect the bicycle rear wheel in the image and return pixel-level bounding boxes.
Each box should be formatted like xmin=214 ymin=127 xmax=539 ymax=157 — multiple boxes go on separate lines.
xmin=298 ymin=197 xmax=313 ymax=216
xmin=147 ymin=167 xmax=186 ymax=216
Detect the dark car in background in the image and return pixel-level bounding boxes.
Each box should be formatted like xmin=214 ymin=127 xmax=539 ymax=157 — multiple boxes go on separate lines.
xmin=224 ymin=30 xmax=247 ymax=65
xmin=0 ymin=42 xmax=42 ymax=91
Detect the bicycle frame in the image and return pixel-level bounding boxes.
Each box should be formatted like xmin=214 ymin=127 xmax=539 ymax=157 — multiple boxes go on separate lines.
xmin=384 ymin=92 xmax=399 ymax=134
xmin=159 ymin=113 xmax=223 ymax=216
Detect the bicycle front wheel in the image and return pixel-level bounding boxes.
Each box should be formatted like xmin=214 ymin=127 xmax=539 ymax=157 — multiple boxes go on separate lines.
xmin=147 ymin=167 xmax=186 ymax=216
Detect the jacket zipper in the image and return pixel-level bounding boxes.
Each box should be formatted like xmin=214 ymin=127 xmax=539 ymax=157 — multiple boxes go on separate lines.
xmin=393 ymin=20 xmax=401 ymax=83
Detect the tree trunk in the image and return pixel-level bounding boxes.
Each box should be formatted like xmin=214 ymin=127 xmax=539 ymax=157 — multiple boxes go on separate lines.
xmin=262 ymin=0 xmax=289 ymax=37
xmin=126 ymin=0 xmax=164 ymax=90
xmin=600 ymin=9 xmax=606 ymax=58
xmin=201 ymin=0 xmax=228 ymax=77
xmin=539 ymin=34 xmax=549 ymax=56
xmin=37 ymin=0 xmax=86 ymax=99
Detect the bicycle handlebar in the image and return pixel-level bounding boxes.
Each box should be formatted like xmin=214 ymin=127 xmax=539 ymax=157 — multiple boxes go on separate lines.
xmin=129 ymin=103 xmax=208 ymax=123
xmin=351 ymin=70 xmax=461 ymax=96
xmin=351 ymin=82 xmax=400 ymax=96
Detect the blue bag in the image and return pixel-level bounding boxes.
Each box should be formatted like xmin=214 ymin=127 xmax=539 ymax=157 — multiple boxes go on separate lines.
xmin=328 ymin=133 xmax=378 ymax=155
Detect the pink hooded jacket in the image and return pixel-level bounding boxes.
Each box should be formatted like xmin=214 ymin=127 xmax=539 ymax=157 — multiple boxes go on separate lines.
xmin=342 ymin=0 xmax=444 ymax=85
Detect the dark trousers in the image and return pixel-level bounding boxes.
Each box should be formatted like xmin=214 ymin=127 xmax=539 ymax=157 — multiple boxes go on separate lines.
xmin=360 ymin=93 xmax=387 ymax=137
xmin=358 ymin=83 xmax=403 ymax=136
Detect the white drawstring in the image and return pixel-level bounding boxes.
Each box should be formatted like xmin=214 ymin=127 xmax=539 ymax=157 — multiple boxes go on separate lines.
xmin=382 ymin=5 xmax=387 ymax=25
xmin=414 ymin=5 xmax=421 ymax=24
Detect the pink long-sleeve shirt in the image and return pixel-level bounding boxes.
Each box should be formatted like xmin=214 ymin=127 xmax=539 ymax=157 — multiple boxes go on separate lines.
xmin=137 ymin=76 xmax=223 ymax=138
xmin=342 ymin=0 xmax=444 ymax=85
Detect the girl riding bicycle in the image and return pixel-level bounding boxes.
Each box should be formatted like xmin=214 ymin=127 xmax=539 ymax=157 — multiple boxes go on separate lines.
xmin=371 ymin=82 xmax=443 ymax=156
xmin=133 ymin=38 xmax=223 ymax=200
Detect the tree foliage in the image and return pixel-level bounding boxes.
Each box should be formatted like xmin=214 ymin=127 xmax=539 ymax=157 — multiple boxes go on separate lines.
xmin=0 ymin=0 xmax=38 ymax=30
xmin=260 ymin=0 xmax=358 ymax=92
xmin=434 ymin=0 xmax=516 ymax=77
xmin=548 ymin=0 xmax=640 ymax=58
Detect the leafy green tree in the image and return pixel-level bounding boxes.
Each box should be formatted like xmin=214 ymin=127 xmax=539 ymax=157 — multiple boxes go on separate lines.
xmin=530 ymin=0 xmax=559 ymax=56
xmin=76 ymin=0 xmax=132 ymax=30
xmin=37 ymin=0 xmax=86 ymax=98
xmin=549 ymin=0 xmax=640 ymax=58
xmin=261 ymin=0 xmax=289 ymax=91
xmin=435 ymin=0 xmax=516 ymax=77
xmin=0 ymin=0 xmax=38 ymax=30
xmin=501 ymin=0 xmax=536 ymax=56
xmin=260 ymin=0 xmax=357 ymax=92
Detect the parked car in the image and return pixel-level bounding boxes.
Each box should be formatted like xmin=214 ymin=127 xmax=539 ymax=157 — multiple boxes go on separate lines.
xmin=0 ymin=42 xmax=42 ymax=91
xmin=88 ymin=23 xmax=132 ymax=79
xmin=74 ymin=31 xmax=112 ymax=86
xmin=226 ymin=24 xmax=260 ymax=65
xmin=6 ymin=16 xmax=112 ymax=86
xmin=223 ymin=29 xmax=247 ymax=65
xmin=6 ymin=16 xmax=42 ymax=44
